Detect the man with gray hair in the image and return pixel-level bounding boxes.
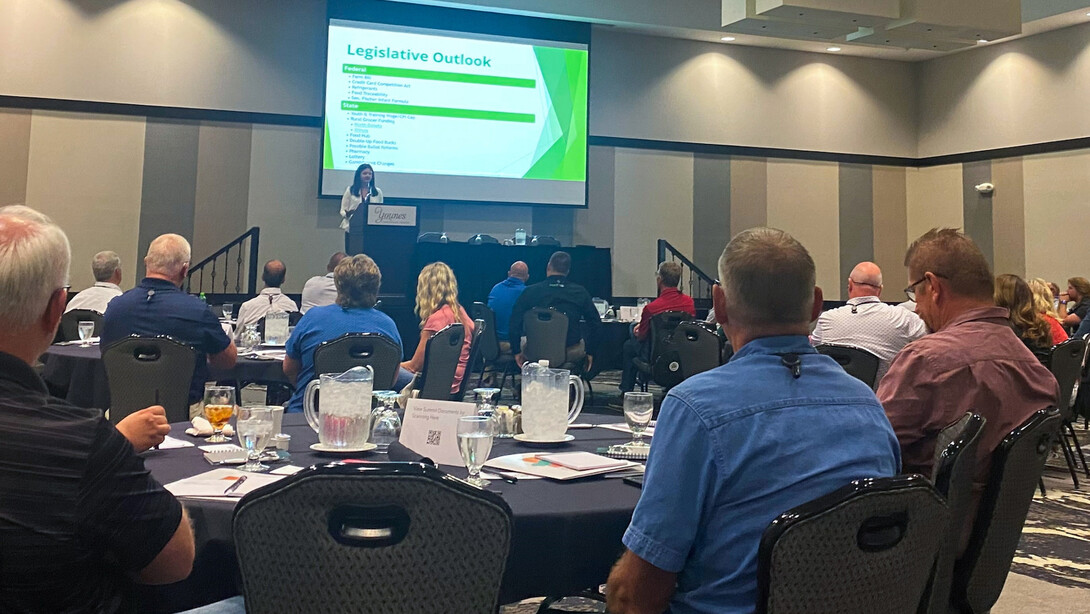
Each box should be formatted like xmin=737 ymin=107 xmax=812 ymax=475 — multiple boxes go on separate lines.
xmin=0 ymin=206 xmax=194 ymax=610
xmin=65 ymin=250 xmax=124 ymax=314
xmin=619 ymin=260 xmax=696 ymax=393
xmin=607 ymin=228 xmax=900 ymax=614
xmin=102 ymin=233 xmax=237 ymax=406
xmin=810 ymin=261 xmax=927 ymax=387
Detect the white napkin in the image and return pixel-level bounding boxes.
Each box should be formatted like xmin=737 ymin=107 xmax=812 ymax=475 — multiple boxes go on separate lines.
xmin=185 ymin=416 xmax=235 ymax=437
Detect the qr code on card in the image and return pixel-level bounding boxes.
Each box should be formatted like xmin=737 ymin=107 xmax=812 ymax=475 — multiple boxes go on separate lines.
xmin=426 ymin=430 xmax=442 ymax=446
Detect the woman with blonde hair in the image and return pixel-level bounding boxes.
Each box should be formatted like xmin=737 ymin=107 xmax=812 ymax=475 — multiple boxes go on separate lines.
xmin=1028 ymin=277 xmax=1068 ymax=345
xmin=401 ymin=262 xmax=475 ymax=395
xmin=995 ymin=274 xmax=1053 ymax=358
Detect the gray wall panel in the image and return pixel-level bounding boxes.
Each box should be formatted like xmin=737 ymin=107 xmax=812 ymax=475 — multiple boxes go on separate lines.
xmin=138 ymin=119 xmax=199 ymax=280
xmin=692 ymin=154 xmax=731 ymax=277
xmin=962 ymin=161 xmax=994 ymax=270
xmin=838 ymin=163 xmax=874 ymax=286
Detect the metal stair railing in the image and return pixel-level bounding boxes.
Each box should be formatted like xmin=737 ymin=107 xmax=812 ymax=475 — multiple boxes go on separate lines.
xmin=657 ymin=239 xmax=716 ymax=307
xmin=186 ymin=227 xmax=260 ymax=296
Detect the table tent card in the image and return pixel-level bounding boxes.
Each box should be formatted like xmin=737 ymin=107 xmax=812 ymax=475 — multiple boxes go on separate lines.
xmin=401 ymin=398 xmax=477 ymax=467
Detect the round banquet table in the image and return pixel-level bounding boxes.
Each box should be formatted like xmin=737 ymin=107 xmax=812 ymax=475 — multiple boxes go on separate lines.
xmin=40 ymin=344 xmax=291 ymax=410
xmin=135 ymin=413 xmax=643 ymax=612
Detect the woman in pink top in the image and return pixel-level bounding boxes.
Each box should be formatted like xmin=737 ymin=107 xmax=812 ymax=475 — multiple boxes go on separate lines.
xmin=401 ymin=262 xmax=475 ymax=395
xmin=1029 ymin=277 xmax=1069 ymax=345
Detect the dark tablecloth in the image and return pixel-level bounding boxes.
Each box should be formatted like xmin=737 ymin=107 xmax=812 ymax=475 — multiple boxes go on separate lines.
xmin=40 ymin=345 xmax=291 ymax=410
xmin=137 ymin=413 xmax=641 ymax=612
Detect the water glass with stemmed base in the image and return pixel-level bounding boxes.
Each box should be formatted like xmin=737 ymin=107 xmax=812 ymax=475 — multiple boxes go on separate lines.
xmin=77 ymin=321 xmax=95 ymax=347
xmin=237 ymin=407 xmax=273 ymax=472
xmin=473 ymin=388 xmax=502 ymax=434
xmin=623 ymin=391 xmax=654 ymax=450
xmin=457 ymin=415 xmax=494 ymax=488
xmin=222 ymin=304 xmax=234 ymax=321
xmin=203 ymin=385 xmax=236 ymax=442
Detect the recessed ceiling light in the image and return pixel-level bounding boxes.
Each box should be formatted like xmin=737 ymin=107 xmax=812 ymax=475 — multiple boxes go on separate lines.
xmin=826 ymin=46 xmax=842 ymax=52
xmin=721 ymin=36 xmax=736 ymax=41
xmin=977 ymin=39 xmax=989 ymax=43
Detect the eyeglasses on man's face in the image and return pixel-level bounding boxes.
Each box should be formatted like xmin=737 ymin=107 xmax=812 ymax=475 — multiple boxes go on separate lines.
xmin=904 ymin=273 xmax=946 ymax=301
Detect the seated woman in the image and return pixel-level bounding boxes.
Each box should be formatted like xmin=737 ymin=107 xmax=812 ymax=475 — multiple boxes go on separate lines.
xmin=401 ymin=262 xmax=475 ymax=396
xmin=282 ymin=254 xmax=409 ymax=412
xmin=1029 ymin=277 xmax=1069 ymax=345
xmin=995 ymin=274 xmax=1054 ymax=361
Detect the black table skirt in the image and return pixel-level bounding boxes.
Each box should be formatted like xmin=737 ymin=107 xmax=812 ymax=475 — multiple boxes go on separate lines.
xmin=137 ymin=413 xmax=640 ymax=612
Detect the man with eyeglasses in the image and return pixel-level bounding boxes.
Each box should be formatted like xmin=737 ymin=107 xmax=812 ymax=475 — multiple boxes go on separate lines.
xmin=810 ymin=261 xmax=926 ymax=388
xmin=877 ymin=228 xmax=1057 ymax=549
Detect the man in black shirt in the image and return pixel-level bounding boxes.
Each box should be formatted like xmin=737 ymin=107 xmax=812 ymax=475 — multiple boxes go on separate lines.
xmin=509 ymin=251 xmax=601 ymax=370
xmin=0 ymin=205 xmax=194 ymax=613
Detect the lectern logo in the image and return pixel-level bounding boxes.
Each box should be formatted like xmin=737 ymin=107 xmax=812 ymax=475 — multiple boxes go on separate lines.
xmin=367 ymin=205 xmax=416 ymax=226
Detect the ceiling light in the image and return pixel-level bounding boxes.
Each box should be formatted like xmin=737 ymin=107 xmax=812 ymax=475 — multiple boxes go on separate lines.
xmin=826 ymin=46 xmax=842 ymax=52
xmin=720 ymin=36 xmax=736 ymax=41
xmin=977 ymin=39 xmax=989 ymax=43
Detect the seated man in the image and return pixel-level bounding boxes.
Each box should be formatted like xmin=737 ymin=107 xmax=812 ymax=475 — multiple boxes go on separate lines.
xmin=283 ymin=254 xmax=404 ymax=412
xmin=101 ymin=234 xmax=237 ymax=409
xmin=810 ymin=261 xmax=927 ymax=387
xmin=486 ymin=260 xmax=528 ymax=354
xmin=878 ymin=228 xmax=1058 ymax=503
xmin=607 ymin=227 xmax=900 ymax=614
xmin=0 ymin=206 xmax=194 ymax=612
xmin=509 ymin=251 xmax=601 ymax=370
xmin=620 ymin=261 xmax=696 ymax=392
xmin=300 ymin=251 xmax=347 ymax=314
xmin=235 ymin=259 xmax=298 ymax=330
xmin=64 ymin=250 xmax=124 ymax=314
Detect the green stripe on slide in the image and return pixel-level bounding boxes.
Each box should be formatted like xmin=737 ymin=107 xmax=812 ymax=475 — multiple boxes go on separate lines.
xmin=343 ymin=64 xmax=535 ymax=89
xmin=340 ymin=101 xmax=534 ymax=123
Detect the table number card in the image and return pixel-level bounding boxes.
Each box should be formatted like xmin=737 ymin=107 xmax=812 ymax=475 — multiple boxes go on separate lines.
xmin=400 ymin=398 xmax=477 ymax=467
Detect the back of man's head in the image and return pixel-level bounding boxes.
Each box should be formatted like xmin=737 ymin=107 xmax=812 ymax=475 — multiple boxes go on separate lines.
xmin=327 ymin=251 xmax=348 ymax=273
xmin=262 ymin=260 xmax=287 ymax=288
xmin=905 ymin=228 xmax=993 ymax=301
xmin=92 ymin=251 xmax=121 ymax=283
xmin=509 ymin=261 xmax=529 ymax=281
xmin=848 ymin=261 xmax=883 ymax=298
xmin=657 ymin=261 xmax=682 ymax=289
xmin=145 ymin=234 xmax=191 ymax=280
xmin=0 ymin=205 xmax=71 ymax=331
xmin=718 ymin=227 xmax=815 ymax=327
xmin=547 ymin=251 xmax=571 ymax=276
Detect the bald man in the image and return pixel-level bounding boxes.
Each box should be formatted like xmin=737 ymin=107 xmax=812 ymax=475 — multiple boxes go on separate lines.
xmin=810 ymin=261 xmax=927 ymax=387
xmin=487 ymin=261 xmax=529 ymax=350
xmin=235 ymin=259 xmax=299 ymax=330
xmin=102 ymin=234 xmax=237 ymax=408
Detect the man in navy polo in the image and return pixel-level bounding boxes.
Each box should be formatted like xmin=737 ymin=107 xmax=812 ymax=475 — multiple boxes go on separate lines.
xmin=486 ymin=260 xmax=528 ymax=353
xmin=102 ymin=234 xmax=237 ymax=408
xmin=606 ymin=228 xmax=899 ymax=614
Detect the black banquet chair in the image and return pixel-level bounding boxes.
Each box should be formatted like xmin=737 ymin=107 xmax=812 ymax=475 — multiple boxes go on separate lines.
xmin=650 ymin=321 xmax=722 ymax=392
xmin=313 ymin=333 xmax=402 ymax=391
xmin=412 ymin=323 xmax=465 ymax=401
xmin=233 ymin=462 xmax=512 ymax=614
xmin=452 ymin=319 xmax=485 ymax=402
xmin=632 ymin=310 xmax=691 ymax=391
xmin=521 ymin=308 xmax=570 ymax=368
xmin=1046 ymin=337 xmax=1089 ymax=487
xmin=949 ymin=407 xmax=1062 ymax=614
xmin=59 ymin=309 xmax=103 ymax=342
xmin=102 ymin=335 xmax=197 ymax=424
xmin=468 ymin=302 xmax=518 ymax=395
xmin=755 ymin=474 xmax=948 ymax=614
xmin=815 ymin=344 xmax=881 ymax=389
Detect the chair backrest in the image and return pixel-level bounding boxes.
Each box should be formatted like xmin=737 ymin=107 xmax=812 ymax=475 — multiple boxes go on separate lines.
xmin=314 ymin=333 xmax=402 ymax=390
xmin=414 ymin=323 xmax=465 ymax=401
xmin=59 ymin=309 xmax=103 ymax=342
xmin=1048 ymin=337 xmax=1086 ymax=419
xmin=647 ymin=310 xmax=692 ymax=363
xmin=815 ymin=344 xmax=881 ymax=388
xmin=102 ymin=335 xmax=197 ymax=424
xmin=233 ymin=462 xmax=512 ymax=614
xmin=923 ymin=412 xmax=985 ymax=614
xmin=452 ymin=320 xmax=485 ymax=401
xmin=755 ymin=475 xmax=948 ymax=614
xmin=952 ymin=407 xmax=1062 ymax=614
xmin=467 ymin=233 xmax=498 ymax=245
xmin=652 ymin=321 xmax=722 ymax=390
xmin=469 ymin=302 xmax=500 ymax=362
xmin=522 ymin=308 xmax=569 ymax=367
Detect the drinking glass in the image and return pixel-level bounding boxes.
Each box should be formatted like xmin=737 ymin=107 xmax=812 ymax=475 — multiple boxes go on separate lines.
xmin=457 ymin=415 xmax=494 ymax=487
xmin=222 ymin=304 xmax=234 ymax=321
xmin=623 ymin=392 xmax=654 ymax=450
xmin=203 ymin=385 xmax=236 ymax=442
xmin=473 ymin=387 xmax=501 ymax=431
xmin=77 ymin=321 xmax=95 ymax=347
xmin=370 ymin=391 xmax=402 ymax=451
xmin=236 ymin=407 xmax=273 ymax=472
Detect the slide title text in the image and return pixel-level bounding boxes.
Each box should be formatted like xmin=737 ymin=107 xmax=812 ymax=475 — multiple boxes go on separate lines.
xmin=347 ymin=45 xmax=492 ymax=67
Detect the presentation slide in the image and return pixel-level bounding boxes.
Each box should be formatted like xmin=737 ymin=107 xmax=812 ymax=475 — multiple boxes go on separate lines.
xmin=321 ymin=20 xmax=588 ymax=206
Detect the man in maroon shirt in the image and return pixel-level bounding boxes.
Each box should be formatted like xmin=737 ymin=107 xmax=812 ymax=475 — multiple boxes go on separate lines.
xmin=619 ymin=261 xmax=696 ymax=392
xmin=877 ymin=228 xmax=1057 ymax=540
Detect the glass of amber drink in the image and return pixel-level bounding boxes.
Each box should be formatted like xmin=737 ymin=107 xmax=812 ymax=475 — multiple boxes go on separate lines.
xmin=203 ymin=385 xmax=236 ymax=442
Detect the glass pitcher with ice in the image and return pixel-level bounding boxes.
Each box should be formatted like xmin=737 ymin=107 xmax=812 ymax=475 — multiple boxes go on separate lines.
xmin=303 ymin=366 xmax=374 ymax=450
xmin=520 ymin=360 xmax=584 ymax=441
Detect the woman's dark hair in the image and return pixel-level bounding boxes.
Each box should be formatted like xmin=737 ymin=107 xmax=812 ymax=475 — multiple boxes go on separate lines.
xmin=350 ymin=164 xmax=378 ymax=198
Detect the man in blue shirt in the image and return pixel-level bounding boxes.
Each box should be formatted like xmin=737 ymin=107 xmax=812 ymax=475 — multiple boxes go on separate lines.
xmin=607 ymin=228 xmax=901 ymax=614
xmin=283 ymin=254 xmax=403 ymax=413
xmin=487 ymin=260 xmax=528 ymax=351
xmin=101 ymin=234 xmax=237 ymax=406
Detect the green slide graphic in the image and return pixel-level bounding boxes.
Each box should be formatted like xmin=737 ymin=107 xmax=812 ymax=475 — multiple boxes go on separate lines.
xmin=341 ymin=101 xmax=535 ymax=123
xmin=523 ymin=47 xmax=588 ymax=182
xmin=343 ymin=64 xmax=535 ymax=88
xmin=323 ymin=119 xmax=335 ymax=170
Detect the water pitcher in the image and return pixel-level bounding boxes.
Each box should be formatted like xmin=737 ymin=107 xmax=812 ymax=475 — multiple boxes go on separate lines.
xmin=303 ymin=366 xmax=374 ymax=448
xmin=520 ymin=360 xmax=584 ymax=440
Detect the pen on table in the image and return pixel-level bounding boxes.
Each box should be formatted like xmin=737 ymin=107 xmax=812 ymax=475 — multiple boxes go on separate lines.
xmin=223 ymin=475 xmax=247 ymax=495
xmin=496 ymin=471 xmax=520 ymax=484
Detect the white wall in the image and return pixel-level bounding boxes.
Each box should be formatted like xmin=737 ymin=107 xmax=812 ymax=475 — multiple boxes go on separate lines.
xmin=1023 ymin=151 xmax=1090 ymax=285
xmin=905 ymin=164 xmax=963 ymax=244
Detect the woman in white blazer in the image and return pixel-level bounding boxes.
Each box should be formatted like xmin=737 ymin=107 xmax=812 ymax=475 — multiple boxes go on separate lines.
xmin=340 ymin=163 xmax=384 ymax=253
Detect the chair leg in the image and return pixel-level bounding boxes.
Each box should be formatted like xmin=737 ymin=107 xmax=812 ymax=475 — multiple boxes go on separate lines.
xmin=1059 ymin=434 xmax=1080 ymax=489
xmin=1067 ymin=421 xmax=1090 ymax=477
xmin=1039 ymin=477 xmax=1047 ymax=497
